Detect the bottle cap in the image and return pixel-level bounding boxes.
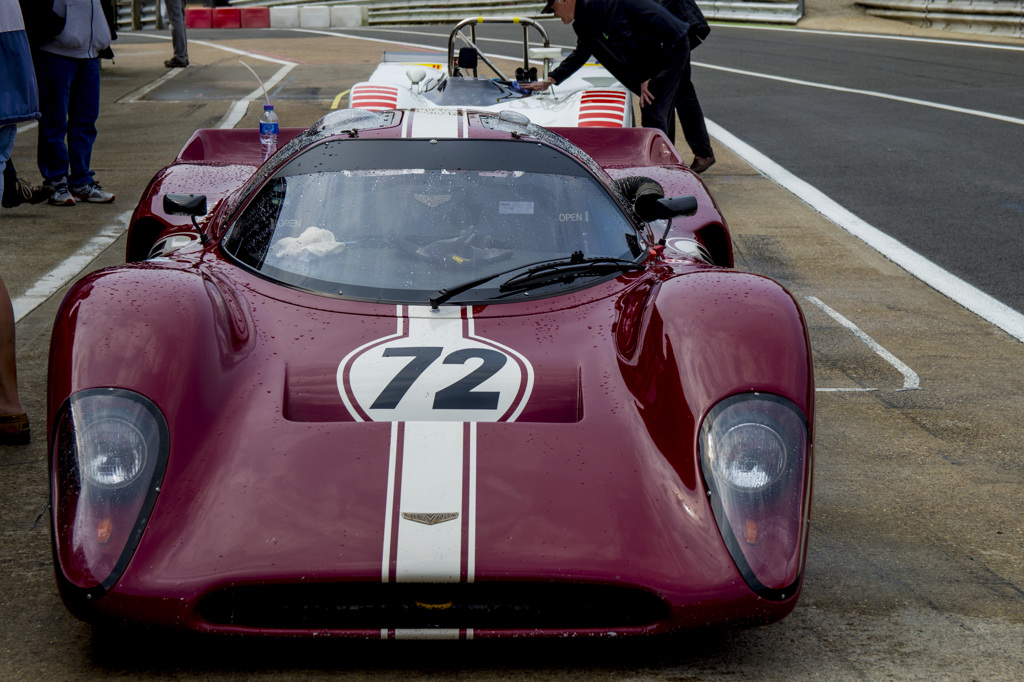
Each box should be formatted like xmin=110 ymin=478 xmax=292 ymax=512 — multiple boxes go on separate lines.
xmin=264 ymin=104 xmax=274 ymax=110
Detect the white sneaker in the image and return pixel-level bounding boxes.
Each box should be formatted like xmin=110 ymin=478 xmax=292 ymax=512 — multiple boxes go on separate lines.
xmin=48 ymin=179 xmax=76 ymax=206
xmin=70 ymin=181 xmax=115 ymax=204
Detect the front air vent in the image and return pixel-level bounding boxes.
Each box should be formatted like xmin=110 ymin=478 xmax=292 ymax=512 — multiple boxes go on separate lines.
xmin=197 ymin=581 xmax=670 ymax=631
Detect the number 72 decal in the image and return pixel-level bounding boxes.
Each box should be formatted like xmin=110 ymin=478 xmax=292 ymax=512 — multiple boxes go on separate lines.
xmin=338 ymin=306 xmax=533 ymax=422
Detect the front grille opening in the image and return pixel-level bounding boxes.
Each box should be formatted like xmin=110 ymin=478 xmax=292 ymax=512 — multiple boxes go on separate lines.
xmin=197 ymin=582 xmax=670 ymax=631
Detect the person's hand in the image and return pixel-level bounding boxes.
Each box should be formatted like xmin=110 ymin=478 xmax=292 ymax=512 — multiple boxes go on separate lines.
xmin=640 ymin=80 xmax=655 ymax=107
xmin=520 ymin=78 xmax=554 ymax=92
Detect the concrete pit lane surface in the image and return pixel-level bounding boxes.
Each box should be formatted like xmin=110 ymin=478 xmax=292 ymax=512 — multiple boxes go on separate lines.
xmin=1 ymin=5 xmax=1022 ymax=679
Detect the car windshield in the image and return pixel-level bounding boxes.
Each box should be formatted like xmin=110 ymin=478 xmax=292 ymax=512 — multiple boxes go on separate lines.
xmin=222 ymin=138 xmax=641 ymax=303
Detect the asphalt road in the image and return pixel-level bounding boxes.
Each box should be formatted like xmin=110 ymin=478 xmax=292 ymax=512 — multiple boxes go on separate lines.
xmin=0 ymin=19 xmax=1022 ymax=680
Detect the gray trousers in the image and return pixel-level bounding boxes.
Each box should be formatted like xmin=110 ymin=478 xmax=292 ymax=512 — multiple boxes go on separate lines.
xmin=164 ymin=0 xmax=188 ymax=60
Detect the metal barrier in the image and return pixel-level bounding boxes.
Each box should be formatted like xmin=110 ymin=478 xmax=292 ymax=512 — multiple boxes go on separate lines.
xmin=857 ymin=0 xmax=1024 ymax=38
xmin=227 ymin=0 xmax=805 ymax=25
xmin=115 ymin=0 xmax=161 ymax=30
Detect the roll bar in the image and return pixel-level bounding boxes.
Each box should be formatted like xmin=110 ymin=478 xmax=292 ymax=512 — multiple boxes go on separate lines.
xmin=447 ymin=17 xmax=551 ymax=81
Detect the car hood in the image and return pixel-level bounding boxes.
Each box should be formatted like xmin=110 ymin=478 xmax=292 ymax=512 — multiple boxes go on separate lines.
xmin=78 ymin=257 xmax=810 ymax=629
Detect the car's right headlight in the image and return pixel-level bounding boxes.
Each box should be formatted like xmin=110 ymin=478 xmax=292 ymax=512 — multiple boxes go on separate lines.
xmin=51 ymin=388 xmax=169 ymax=598
xmin=699 ymin=393 xmax=812 ymax=601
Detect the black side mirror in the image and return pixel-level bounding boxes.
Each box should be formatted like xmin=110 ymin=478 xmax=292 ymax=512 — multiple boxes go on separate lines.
xmin=636 ymin=192 xmax=698 ymax=222
xmin=651 ymin=195 xmax=699 ymax=246
xmin=163 ymin=194 xmax=209 ymax=243
xmin=163 ymin=193 xmax=207 ymax=216
xmin=651 ymin=195 xmax=698 ymax=220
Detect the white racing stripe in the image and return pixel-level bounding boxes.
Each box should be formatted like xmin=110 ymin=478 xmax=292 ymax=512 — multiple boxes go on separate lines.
xmin=378 ymin=307 xmax=475 ymax=588
xmin=408 ymin=108 xmax=465 ymax=138
xmin=395 ymin=421 xmax=466 ymax=582
xmin=363 ymin=305 xmax=531 ymax=639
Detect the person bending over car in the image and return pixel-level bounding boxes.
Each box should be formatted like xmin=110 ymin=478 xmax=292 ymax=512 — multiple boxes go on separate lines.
xmin=522 ymin=0 xmax=715 ymax=173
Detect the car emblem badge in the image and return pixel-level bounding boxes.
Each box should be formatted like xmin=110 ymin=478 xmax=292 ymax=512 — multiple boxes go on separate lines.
xmin=402 ymin=512 xmax=459 ymax=525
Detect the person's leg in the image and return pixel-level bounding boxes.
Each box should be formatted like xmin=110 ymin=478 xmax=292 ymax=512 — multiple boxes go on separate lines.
xmin=0 ymin=124 xmax=14 ymax=208
xmin=675 ymin=59 xmax=714 ymax=169
xmin=166 ymin=0 xmax=189 ymax=63
xmin=639 ymin=39 xmax=689 ymax=140
xmin=0 ymin=273 xmax=22 ymax=414
xmin=34 ymin=51 xmax=75 ymax=186
xmin=67 ymin=57 xmax=101 ymax=188
xmin=0 ymin=273 xmax=29 ymax=445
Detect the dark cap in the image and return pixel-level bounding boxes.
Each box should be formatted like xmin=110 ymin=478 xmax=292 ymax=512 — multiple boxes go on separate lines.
xmin=540 ymin=0 xmax=556 ymax=13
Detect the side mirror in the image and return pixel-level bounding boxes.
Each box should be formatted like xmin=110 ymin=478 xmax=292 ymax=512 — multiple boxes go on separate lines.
xmin=634 ymin=192 xmax=700 ymax=222
xmin=163 ymin=193 xmax=207 ymax=217
xmin=651 ymin=195 xmax=698 ymax=220
xmin=407 ymin=67 xmax=426 ymax=85
xmin=163 ymin=194 xmax=209 ymax=243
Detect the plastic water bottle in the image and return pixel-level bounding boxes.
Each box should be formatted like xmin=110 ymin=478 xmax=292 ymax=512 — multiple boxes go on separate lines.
xmin=259 ymin=104 xmax=279 ymax=159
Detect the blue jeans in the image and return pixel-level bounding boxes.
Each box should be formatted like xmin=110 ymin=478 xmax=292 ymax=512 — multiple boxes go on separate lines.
xmin=34 ymin=51 xmax=101 ymax=187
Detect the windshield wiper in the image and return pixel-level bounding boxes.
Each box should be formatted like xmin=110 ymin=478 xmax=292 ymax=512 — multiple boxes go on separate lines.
xmin=429 ymin=251 xmax=644 ymax=310
xmin=497 ymin=255 xmax=644 ymax=294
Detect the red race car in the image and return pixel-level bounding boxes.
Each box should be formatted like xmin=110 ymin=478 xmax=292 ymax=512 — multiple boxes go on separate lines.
xmin=48 ymin=108 xmax=814 ymax=638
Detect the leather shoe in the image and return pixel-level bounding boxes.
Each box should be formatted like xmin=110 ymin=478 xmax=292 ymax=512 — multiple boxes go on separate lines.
xmin=0 ymin=412 xmax=30 ymax=445
xmin=1 ymin=178 xmax=52 ymax=208
xmin=690 ymin=155 xmax=716 ymax=174
xmin=164 ymin=57 xmax=189 ymax=68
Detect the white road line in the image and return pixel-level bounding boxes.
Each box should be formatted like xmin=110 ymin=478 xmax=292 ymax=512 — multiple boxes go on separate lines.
xmin=12 ymin=211 xmax=133 ymax=323
xmin=818 ymin=387 xmax=878 ymax=392
xmin=291 ymin=27 xmax=446 ymax=53
xmin=125 ymin=33 xmax=297 ymax=66
xmin=122 ymin=33 xmax=298 ymax=129
xmin=217 ymin=62 xmax=297 ymax=129
xmin=807 ymin=296 xmax=920 ymax=391
xmin=716 ymin=24 xmax=1024 ymax=52
xmin=118 ymin=67 xmax=186 ymax=104
xmin=188 ymin=38 xmax=296 ymax=66
xmin=696 ymin=63 xmax=1024 ymax=127
xmin=706 ymin=119 xmax=1024 ymax=345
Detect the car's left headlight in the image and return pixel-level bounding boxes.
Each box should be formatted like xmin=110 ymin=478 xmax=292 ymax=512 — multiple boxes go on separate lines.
xmin=699 ymin=393 xmax=812 ymax=601
xmin=51 ymin=389 xmax=169 ymax=597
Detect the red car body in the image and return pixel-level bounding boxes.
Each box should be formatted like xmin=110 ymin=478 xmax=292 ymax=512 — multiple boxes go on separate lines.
xmin=48 ymin=109 xmax=814 ymax=638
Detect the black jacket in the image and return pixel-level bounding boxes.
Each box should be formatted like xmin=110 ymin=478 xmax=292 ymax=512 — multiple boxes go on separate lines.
xmin=662 ymin=0 xmax=710 ymax=47
xmin=549 ymin=0 xmax=690 ymax=93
